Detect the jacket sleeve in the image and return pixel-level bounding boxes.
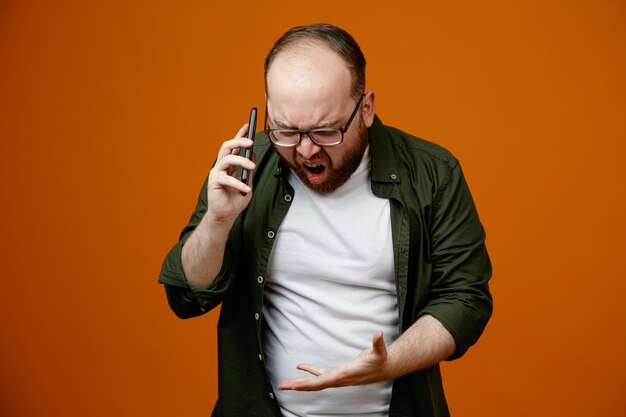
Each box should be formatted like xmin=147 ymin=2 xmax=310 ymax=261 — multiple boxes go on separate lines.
xmin=419 ymin=161 xmax=493 ymax=360
xmin=157 ymin=176 xmax=236 ymax=319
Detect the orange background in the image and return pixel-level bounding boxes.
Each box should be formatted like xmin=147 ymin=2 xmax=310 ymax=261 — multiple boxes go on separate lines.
xmin=1 ymin=1 xmax=625 ymax=416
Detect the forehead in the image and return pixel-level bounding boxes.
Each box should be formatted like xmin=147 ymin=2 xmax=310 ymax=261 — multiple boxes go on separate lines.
xmin=266 ymin=43 xmax=353 ymax=121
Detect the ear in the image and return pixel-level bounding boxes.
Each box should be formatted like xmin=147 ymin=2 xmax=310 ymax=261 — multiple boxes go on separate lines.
xmin=361 ymin=90 xmax=376 ymax=128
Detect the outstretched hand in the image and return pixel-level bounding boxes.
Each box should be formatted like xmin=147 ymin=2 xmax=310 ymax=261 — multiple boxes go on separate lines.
xmin=279 ymin=332 xmax=391 ymax=391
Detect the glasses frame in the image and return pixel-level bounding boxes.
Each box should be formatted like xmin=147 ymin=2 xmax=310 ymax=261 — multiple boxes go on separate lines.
xmin=264 ymin=94 xmax=364 ymax=147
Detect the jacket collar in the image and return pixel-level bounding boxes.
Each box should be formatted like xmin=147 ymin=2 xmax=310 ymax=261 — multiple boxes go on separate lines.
xmin=369 ymin=115 xmax=401 ymax=184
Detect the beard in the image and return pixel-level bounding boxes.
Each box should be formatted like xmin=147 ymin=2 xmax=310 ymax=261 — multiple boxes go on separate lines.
xmin=275 ymin=118 xmax=369 ymax=194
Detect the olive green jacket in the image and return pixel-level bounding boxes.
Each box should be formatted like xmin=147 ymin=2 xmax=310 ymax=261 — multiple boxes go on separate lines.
xmin=159 ymin=116 xmax=493 ymax=417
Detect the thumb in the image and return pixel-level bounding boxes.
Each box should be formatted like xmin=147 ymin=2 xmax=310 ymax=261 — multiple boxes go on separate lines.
xmin=372 ymin=331 xmax=386 ymax=354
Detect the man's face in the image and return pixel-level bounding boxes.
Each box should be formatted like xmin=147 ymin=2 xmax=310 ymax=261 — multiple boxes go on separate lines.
xmin=265 ymin=44 xmax=375 ymax=194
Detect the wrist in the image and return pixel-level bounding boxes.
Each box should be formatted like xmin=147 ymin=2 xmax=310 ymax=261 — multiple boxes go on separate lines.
xmin=200 ymin=211 xmax=236 ymax=236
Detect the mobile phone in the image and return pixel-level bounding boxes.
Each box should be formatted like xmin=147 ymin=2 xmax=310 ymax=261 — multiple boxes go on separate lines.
xmin=241 ymin=107 xmax=257 ymax=186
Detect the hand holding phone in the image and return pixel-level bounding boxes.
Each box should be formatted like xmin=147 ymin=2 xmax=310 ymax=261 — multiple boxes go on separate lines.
xmin=241 ymin=107 xmax=257 ymax=186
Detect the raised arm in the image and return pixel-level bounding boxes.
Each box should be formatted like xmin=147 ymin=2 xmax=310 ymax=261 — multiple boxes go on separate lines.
xmin=182 ymin=123 xmax=256 ymax=288
xmin=158 ymin=123 xmax=256 ymax=318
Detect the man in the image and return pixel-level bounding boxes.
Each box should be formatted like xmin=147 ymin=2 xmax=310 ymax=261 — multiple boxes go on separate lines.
xmin=159 ymin=23 xmax=492 ymax=417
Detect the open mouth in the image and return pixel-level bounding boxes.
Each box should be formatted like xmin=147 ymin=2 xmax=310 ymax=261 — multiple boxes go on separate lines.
xmin=303 ymin=163 xmax=326 ymax=175
xmin=300 ymin=161 xmax=328 ymax=185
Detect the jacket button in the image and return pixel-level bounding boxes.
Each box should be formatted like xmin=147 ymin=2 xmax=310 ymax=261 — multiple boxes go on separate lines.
xmin=267 ymin=231 xmax=275 ymax=239
xmin=257 ymin=276 xmax=264 ymax=284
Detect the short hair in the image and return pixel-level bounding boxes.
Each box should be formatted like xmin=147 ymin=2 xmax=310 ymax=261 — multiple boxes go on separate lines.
xmin=264 ymin=23 xmax=366 ymax=99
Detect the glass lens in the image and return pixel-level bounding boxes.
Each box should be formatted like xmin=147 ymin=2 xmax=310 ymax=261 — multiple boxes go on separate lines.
xmin=270 ymin=130 xmax=300 ymax=145
xmin=310 ymin=129 xmax=342 ymax=144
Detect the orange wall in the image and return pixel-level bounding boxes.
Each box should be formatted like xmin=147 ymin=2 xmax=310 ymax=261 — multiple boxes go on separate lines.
xmin=1 ymin=1 xmax=625 ymax=416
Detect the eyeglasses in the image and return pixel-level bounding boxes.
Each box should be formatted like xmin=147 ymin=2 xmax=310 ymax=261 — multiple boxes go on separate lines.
xmin=264 ymin=94 xmax=364 ymax=147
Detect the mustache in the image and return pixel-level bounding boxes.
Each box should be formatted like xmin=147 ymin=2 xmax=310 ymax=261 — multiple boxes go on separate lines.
xmin=295 ymin=150 xmax=330 ymax=166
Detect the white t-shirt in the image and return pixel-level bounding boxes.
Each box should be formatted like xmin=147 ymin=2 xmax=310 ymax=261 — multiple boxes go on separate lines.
xmin=263 ymin=147 xmax=399 ymax=417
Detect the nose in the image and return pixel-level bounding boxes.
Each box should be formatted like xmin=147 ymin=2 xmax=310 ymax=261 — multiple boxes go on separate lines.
xmin=296 ymin=133 xmax=321 ymax=160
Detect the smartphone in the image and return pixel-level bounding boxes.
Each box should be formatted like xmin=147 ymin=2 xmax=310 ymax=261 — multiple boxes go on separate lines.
xmin=241 ymin=107 xmax=257 ymax=186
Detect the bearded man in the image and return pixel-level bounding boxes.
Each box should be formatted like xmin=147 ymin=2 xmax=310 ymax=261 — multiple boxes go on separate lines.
xmin=159 ymin=23 xmax=492 ymax=417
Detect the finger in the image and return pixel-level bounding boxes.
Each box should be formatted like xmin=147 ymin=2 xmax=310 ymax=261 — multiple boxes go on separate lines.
xmin=279 ymin=363 xmax=334 ymax=391
xmin=278 ymin=378 xmax=308 ymax=390
xmin=236 ymin=123 xmax=249 ymax=138
xmin=229 ymin=123 xmax=252 ymax=156
xmin=213 ymin=154 xmax=256 ymax=175
xmin=372 ymin=331 xmax=386 ymax=353
xmin=279 ymin=376 xmax=327 ymax=391
xmin=280 ymin=369 xmax=342 ymax=391
xmin=217 ymin=136 xmax=254 ymax=160
xmin=240 ymin=151 xmax=257 ymax=187
xmin=212 ymin=172 xmax=252 ymax=194
xmin=296 ymin=363 xmax=326 ymax=376
xmin=211 ymin=156 xmax=254 ymax=182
